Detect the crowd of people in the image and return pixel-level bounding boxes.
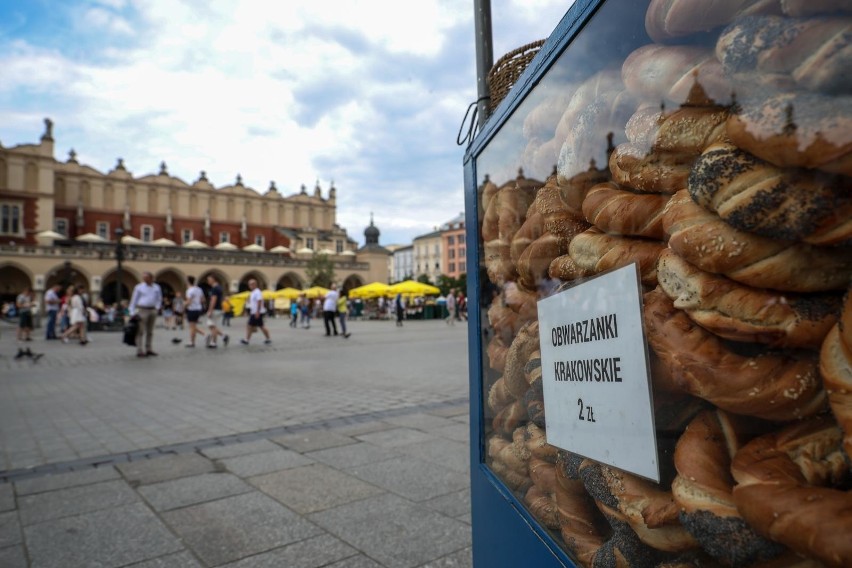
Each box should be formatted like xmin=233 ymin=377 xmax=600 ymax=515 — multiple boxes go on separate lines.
xmin=5 ymin=278 xmax=468 ymax=361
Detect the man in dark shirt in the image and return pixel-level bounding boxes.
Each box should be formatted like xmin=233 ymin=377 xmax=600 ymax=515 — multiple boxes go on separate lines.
xmin=205 ymin=275 xmax=229 ymax=348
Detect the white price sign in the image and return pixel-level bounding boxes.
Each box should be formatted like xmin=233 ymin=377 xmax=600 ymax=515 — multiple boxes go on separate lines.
xmin=537 ymin=263 xmax=659 ymax=481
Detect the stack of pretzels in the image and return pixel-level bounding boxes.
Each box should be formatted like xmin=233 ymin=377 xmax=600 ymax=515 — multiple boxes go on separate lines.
xmin=480 ymin=1 xmax=851 ymax=565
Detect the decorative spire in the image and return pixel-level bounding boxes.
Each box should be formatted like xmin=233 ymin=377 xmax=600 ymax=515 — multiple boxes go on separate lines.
xmin=314 ymin=179 xmax=322 ymax=198
xmin=115 ymin=157 xmax=126 ymax=170
xmin=517 ymin=167 xmax=525 ymax=179
xmin=41 ymin=118 xmax=54 ymax=142
xmin=268 ymin=180 xmax=277 ymax=192
xmin=198 ymin=170 xmax=208 ymax=182
xmin=328 ymin=180 xmax=336 ymax=199
xmin=235 ymin=174 xmax=243 ymax=186
xmin=67 ymin=149 xmax=78 ymax=164
xmin=159 ymin=161 xmax=168 ymax=175
xmin=300 ymin=183 xmax=307 ymax=194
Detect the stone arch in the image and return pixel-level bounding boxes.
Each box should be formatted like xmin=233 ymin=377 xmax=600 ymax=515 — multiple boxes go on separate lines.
xmin=43 ymin=262 xmax=92 ymax=293
xmin=276 ymin=271 xmax=304 ymax=290
xmin=197 ymin=268 xmax=228 ymax=297
xmin=99 ymin=265 xmax=141 ymax=306
xmin=155 ymin=267 xmax=186 ymax=300
xmin=237 ymin=270 xmax=267 ymax=292
xmin=0 ymin=262 xmax=33 ymax=304
xmin=341 ymin=273 xmax=365 ymax=294
xmin=25 ymin=161 xmax=38 ymax=191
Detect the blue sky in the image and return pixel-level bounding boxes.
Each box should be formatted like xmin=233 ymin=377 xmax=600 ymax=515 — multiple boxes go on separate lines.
xmin=0 ymin=0 xmax=571 ymax=246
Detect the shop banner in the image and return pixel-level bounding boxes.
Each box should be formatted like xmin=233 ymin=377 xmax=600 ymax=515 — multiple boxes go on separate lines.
xmin=537 ymin=263 xmax=659 ymax=481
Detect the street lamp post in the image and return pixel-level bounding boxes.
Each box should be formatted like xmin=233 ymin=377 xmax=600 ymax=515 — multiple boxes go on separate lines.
xmin=115 ymin=227 xmax=124 ymax=307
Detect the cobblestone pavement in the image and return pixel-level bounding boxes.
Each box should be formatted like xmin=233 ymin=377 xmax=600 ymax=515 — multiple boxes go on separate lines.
xmin=0 ymin=316 xmax=473 ymax=567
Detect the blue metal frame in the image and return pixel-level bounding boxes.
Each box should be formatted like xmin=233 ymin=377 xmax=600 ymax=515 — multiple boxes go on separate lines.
xmin=464 ymin=1 xmax=607 ymax=565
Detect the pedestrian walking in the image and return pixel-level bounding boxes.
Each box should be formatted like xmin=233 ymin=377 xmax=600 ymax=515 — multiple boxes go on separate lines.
xmin=221 ymin=296 xmax=233 ymax=326
xmin=445 ymin=289 xmax=456 ymax=326
xmin=44 ymin=283 xmax=62 ymax=340
xmin=240 ymin=279 xmax=271 ymax=345
xmin=395 ymin=293 xmax=404 ymax=327
xmin=299 ymin=295 xmax=311 ymax=329
xmin=205 ymin=275 xmax=229 ymax=348
xmin=337 ymin=291 xmax=351 ymax=338
xmin=162 ymin=296 xmax=175 ymax=330
xmin=172 ymin=294 xmax=185 ymax=330
xmin=128 ymin=271 xmax=162 ymax=358
xmin=289 ymin=299 xmax=298 ymax=327
xmin=60 ymin=285 xmax=89 ymax=345
xmin=323 ymin=284 xmax=339 ymax=337
xmin=184 ymin=276 xmax=206 ymax=348
xmin=15 ymin=287 xmax=34 ymax=342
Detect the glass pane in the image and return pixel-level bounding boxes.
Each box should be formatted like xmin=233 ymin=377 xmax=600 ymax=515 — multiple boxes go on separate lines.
xmin=474 ymin=0 xmax=852 ymax=565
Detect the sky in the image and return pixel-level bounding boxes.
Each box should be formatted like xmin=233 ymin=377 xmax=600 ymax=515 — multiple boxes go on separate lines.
xmin=0 ymin=0 xmax=573 ymax=247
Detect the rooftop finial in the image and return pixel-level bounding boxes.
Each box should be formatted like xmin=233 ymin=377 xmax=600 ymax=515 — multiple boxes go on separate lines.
xmin=67 ymin=149 xmax=78 ymax=163
xmin=41 ymin=118 xmax=54 ymax=142
xmin=159 ymin=161 xmax=168 ymax=175
xmin=236 ymin=173 xmax=243 ymax=186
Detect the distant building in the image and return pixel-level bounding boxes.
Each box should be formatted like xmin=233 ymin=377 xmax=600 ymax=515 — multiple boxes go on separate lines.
xmin=441 ymin=212 xmax=466 ymax=279
xmin=0 ymin=119 xmax=384 ymax=305
xmin=355 ymin=214 xmax=391 ymax=284
xmin=413 ymin=229 xmax=443 ymax=284
xmin=389 ymin=244 xmax=413 ymax=283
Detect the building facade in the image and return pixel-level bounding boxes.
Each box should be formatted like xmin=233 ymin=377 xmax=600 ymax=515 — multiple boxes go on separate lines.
xmin=390 ymin=245 xmax=414 ymax=283
xmin=441 ymin=213 xmax=466 ymax=279
xmin=0 ymin=119 xmax=385 ymax=306
xmin=412 ymin=229 xmax=443 ymax=284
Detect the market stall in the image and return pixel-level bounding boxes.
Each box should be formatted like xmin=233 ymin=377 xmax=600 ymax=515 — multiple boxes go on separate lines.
xmin=464 ymin=1 xmax=852 ymax=566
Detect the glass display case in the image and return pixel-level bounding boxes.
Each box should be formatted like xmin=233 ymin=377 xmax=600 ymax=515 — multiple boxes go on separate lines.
xmin=463 ymin=0 xmax=851 ymax=566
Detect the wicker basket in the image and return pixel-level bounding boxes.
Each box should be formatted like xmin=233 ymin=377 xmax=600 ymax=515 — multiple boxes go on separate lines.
xmin=487 ymin=39 xmax=546 ymax=113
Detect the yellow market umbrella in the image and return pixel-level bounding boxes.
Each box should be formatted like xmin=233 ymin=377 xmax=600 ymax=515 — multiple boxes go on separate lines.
xmin=274 ymin=287 xmax=302 ymax=300
xmin=262 ymin=289 xmax=277 ymax=300
xmin=303 ymin=286 xmax=330 ymax=299
xmin=388 ymin=280 xmax=441 ymax=296
xmin=348 ymin=281 xmax=391 ymax=299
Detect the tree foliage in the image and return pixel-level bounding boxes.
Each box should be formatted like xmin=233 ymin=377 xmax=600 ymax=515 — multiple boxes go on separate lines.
xmin=306 ymin=253 xmax=335 ymax=287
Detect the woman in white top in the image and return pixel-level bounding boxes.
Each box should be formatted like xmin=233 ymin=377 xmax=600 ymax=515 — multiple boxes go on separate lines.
xmin=61 ymin=285 xmax=89 ymax=345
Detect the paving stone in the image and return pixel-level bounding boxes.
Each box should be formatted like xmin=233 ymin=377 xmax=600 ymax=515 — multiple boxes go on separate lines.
xmin=419 ymin=547 xmax=473 ymax=567
xmin=429 ymin=423 xmax=470 ymax=443
xmin=219 ymin=449 xmax=313 ymax=478
xmin=18 ymin=479 xmax=139 ymax=526
xmin=422 ymin=488 xmax=471 ymax=519
xmin=383 ymin=413 xmax=461 ymax=431
xmin=249 ymin=463 xmax=384 ymax=514
xmin=138 ymin=472 xmax=252 ymax=512
xmin=325 ymin=555 xmax=384 ymax=568
xmin=329 ymin=420 xmax=398 ymax=437
xmin=309 ymin=493 xmax=471 ymax=568
xmin=123 ymin=550 xmax=202 ymax=567
xmin=0 ymin=510 xmax=22 ymax=548
xmin=24 ymin=502 xmax=183 ymax=568
xmin=347 ymin=455 xmax=469 ymax=502
xmin=0 ymin=545 xmax=27 ymax=568
xmin=118 ymin=453 xmax=215 ymax=486
xmin=162 ymin=492 xmax=323 ymax=566
xmin=13 ymin=466 xmax=119 ymax=496
xmin=356 ymin=427 xmax=437 ymax=448
xmin=456 ymin=512 xmax=471 ymax=525
xmin=0 ymin=483 xmax=14 ymax=512
xmin=271 ymin=430 xmax=357 ymax=453
xmin=426 ymin=405 xmax=469 ymax=418
xmin=200 ymin=440 xmax=282 ymax=460
xmin=396 ymin=438 xmax=469 ymax=474
xmin=306 ymin=442 xmax=400 ymax=470
xmin=220 ymin=534 xmax=357 ymax=567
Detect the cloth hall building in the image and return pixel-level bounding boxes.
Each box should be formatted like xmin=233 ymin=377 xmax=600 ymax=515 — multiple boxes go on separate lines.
xmin=0 ymin=119 xmax=390 ymax=306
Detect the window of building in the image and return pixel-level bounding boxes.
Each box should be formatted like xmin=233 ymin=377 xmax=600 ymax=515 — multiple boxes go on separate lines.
xmin=447 ymin=235 xmax=454 ymax=245
xmin=141 ymin=225 xmax=153 ymax=242
xmin=458 ymin=234 xmax=465 ymax=245
xmin=255 ymin=234 xmax=265 ymax=247
xmin=306 ymin=237 xmax=314 ymax=249
xmin=449 ymin=262 xmax=456 ymax=273
xmin=220 ymin=231 xmax=230 ymax=244
xmin=449 ymin=249 xmax=455 ymax=259
xmin=0 ymin=202 xmax=23 ymax=235
xmin=55 ymin=218 xmax=68 ymax=237
xmin=434 ymin=244 xmax=439 ymax=255
xmin=96 ymin=221 xmax=109 ymax=240
xmin=336 ymin=239 xmax=343 ymax=253
xmin=182 ymin=229 xmax=193 ymax=244
xmin=434 ymin=262 xmax=439 ymax=269
xmin=460 ymin=248 xmax=465 ymax=258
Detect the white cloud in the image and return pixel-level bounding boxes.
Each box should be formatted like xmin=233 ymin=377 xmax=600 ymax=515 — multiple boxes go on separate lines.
xmin=0 ymin=0 xmax=571 ymax=245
